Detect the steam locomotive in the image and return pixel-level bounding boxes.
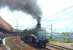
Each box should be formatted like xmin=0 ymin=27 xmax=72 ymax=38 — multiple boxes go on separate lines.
xmin=21 ymin=19 xmax=49 ymax=48
xmin=0 ymin=16 xmax=49 ymax=48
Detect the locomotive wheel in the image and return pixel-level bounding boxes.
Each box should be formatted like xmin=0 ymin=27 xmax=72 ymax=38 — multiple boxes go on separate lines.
xmin=40 ymin=43 xmax=46 ymax=48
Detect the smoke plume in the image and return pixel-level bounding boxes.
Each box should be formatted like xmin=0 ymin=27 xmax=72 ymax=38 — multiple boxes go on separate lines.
xmin=0 ymin=0 xmax=42 ymax=21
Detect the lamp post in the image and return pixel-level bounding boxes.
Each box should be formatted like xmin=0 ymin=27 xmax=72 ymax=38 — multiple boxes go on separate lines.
xmin=50 ymin=24 xmax=53 ymax=40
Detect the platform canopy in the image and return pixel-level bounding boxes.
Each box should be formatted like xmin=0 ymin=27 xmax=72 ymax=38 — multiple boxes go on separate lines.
xmin=0 ymin=16 xmax=13 ymax=32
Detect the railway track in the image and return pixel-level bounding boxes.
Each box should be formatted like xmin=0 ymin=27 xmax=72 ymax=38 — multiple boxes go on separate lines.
xmin=29 ymin=43 xmax=73 ymax=50
xmin=46 ymin=44 xmax=73 ymax=50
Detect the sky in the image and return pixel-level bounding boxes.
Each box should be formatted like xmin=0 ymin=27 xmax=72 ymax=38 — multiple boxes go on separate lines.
xmin=0 ymin=0 xmax=73 ymax=32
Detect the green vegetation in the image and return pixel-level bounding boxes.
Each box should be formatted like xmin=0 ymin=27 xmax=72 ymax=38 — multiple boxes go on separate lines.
xmin=49 ymin=32 xmax=73 ymax=43
xmin=62 ymin=32 xmax=72 ymax=43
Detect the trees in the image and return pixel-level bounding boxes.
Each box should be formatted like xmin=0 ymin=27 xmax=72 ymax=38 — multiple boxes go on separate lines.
xmin=61 ymin=32 xmax=72 ymax=43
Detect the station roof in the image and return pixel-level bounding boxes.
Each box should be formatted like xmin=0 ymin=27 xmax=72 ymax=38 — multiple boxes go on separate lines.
xmin=0 ymin=16 xmax=13 ymax=32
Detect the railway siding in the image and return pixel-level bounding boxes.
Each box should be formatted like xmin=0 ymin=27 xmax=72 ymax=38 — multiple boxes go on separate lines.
xmin=47 ymin=44 xmax=73 ymax=50
xmin=3 ymin=36 xmax=37 ymax=50
xmin=45 ymin=41 xmax=73 ymax=50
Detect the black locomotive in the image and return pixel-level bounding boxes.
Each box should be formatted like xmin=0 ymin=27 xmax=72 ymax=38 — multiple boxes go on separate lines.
xmin=21 ymin=19 xmax=49 ymax=48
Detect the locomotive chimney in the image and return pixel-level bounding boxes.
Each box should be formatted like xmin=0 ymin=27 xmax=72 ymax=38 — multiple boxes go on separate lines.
xmin=37 ymin=17 xmax=41 ymax=28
